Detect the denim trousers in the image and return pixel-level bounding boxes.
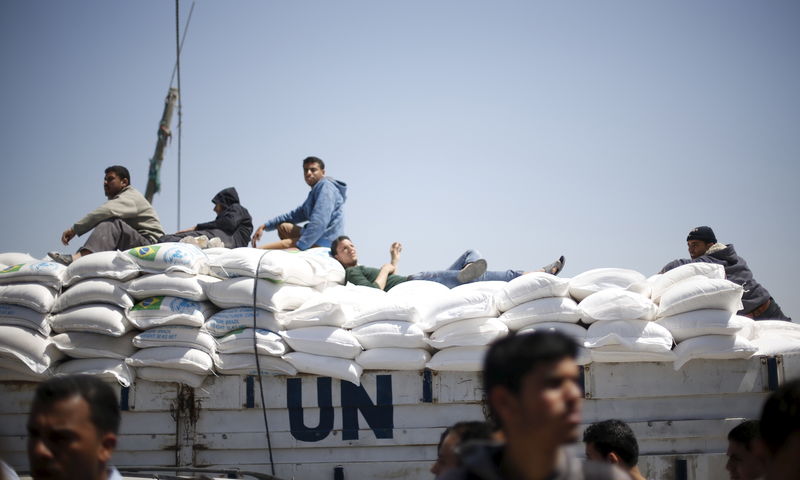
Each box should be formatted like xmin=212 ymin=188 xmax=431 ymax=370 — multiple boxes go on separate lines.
xmin=408 ymin=249 xmax=523 ymax=288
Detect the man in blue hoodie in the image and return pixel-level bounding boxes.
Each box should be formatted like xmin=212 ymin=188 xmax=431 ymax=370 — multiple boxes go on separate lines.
xmin=252 ymin=156 xmax=347 ymax=250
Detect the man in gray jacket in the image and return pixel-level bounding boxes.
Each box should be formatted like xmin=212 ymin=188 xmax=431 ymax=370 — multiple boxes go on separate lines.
xmin=660 ymin=226 xmax=790 ymax=321
xmin=48 ymin=165 xmax=164 ymax=265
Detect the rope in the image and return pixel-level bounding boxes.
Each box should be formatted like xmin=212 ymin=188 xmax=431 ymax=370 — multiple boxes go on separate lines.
xmin=175 ymin=0 xmax=183 ymax=230
xmin=169 ymin=1 xmax=195 ymax=89
xmin=253 ymin=250 xmax=277 ymax=476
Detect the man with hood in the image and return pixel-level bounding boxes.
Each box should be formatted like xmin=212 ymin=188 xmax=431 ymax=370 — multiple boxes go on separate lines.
xmin=160 ymin=187 xmax=253 ymax=248
xmin=660 ymin=226 xmax=790 ymax=321
xmin=48 ymin=165 xmax=164 ymax=265
xmin=252 ymin=156 xmax=347 ymax=250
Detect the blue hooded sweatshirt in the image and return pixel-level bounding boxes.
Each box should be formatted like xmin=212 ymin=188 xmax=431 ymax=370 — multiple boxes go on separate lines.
xmin=263 ymin=177 xmax=347 ymax=250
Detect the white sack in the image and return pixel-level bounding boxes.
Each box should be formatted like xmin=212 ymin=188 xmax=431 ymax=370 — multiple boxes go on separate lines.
xmin=203 ymin=307 xmax=282 ymax=337
xmin=656 ymin=310 xmax=754 ymax=342
xmin=426 ymin=346 xmax=488 ymax=372
xmin=55 ymin=358 xmax=135 ymax=387
xmin=282 ymin=352 xmax=363 ymax=385
xmin=136 ymin=366 xmax=207 ymax=387
xmin=213 ymin=353 xmax=298 ymax=376
xmin=657 ymin=277 xmax=743 ymax=318
xmin=205 ymin=278 xmax=318 ymax=312
xmin=65 ymin=251 xmax=141 ymax=285
xmin=276 ymin=296 xmax=346 ymax=329
xmin=569 ymin=268 xmax=647 ymax=302
xmin=0 ymin=363 xmax=49 ymax=382
xmin=350 ymin=321 xmax=427 ymax=349
xmin=328 ymin=285 xmax=420 ymax=328
xmin=495 ymin=273 xmax=570 ymax=312
xmin=0 ymin=252 xmax=39 ymax=266
xmin=750 ymin=321 xmax=800 ymax=355
xmin=356 ymin=348 xmax=431 ymax=370
xmin=215 ymin=328 xmax=288 ymax=356
xmin=585 ymin=320 xmax=674 ymax=353
xmin=126 ymin=272 xmax=217 ymax=301
xmin=753 ymin=320 xmax=800 ymax=340
xmin=0 ymin=325 xmax=63 ymax=374
xmin=209 ymin=247 xmax=345 ymax=287
xmin=0 ymin=261 xmax=67 ymax=289
xmin=673 ymin=335 xmax=757 ymax=370
xmin=125 ymin=242 xmax=208 ymax=274
xmin=499 ymin=297 xmax=580 ymax=330
xmin=590 ymin=348 xmax=677 ymax=363
xmin=0 ymin=283 xmax=58 ymax=313
xmin=49 ymin=304 xmax=132 ymax=336
xmin=451 ymin=281 xmax=510 ymax=296
xmin=393 ymin=283 xmax=497 ymax=332
xmin=281 ymin=326 xmax=362 ymax=359
xmin=578 ymin=289 xmax=658 ymax=324
xmin=133 ymin=327 xmax=217 ymax=355
xmin=0 ymin=303 xmax=50 ymax=335
xmin=53 ymin=278 xmax=133 ymax=312
xmin=126 ymin=346 xmax=214 ymax=374
xmin=51 ymin=331 xmax=138 ymax=359
xmin=127 ymin=296 xmax=216 ymax=329
xmin=651 ymin=263 xmax=726 ymax=303
xmin=426 ymin=317 xmax=508 ymax=349
xmin=518 ymin=322 xmax=588 ymax=343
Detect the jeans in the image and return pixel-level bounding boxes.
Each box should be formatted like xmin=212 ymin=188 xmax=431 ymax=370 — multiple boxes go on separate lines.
xmin=408 ymin=249 xmax=523 ymax=288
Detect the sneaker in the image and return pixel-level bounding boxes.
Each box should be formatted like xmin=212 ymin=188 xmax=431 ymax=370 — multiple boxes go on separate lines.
xmin=180 ymin=236 xmax=200 ymax=246
xmin=47 ymin=251 xmax=74 ymax=266
xmin=207 ymin=237 xmax=224 ymax=249
xmin=542 ymin=256 xmax=565 ymax=276
xmin=195 ymin=235 xmax=209 ymax=249
xmin=457 ymin=259 xmax=488 ymax=283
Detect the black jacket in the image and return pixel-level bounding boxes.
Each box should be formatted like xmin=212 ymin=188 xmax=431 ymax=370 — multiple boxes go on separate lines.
xmin=196 ymin=187 xmax=253 ymax=248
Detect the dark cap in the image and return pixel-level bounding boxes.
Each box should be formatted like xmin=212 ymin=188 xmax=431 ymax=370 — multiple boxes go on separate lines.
xmin=687 ymin=226 xmax=716 ymax=243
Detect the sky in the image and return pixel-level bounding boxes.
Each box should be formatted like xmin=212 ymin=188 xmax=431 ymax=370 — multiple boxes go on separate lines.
xmin=1 ymin=1 xmax=798 ymax=319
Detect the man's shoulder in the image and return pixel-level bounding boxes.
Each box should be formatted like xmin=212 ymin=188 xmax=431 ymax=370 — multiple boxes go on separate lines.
xmin=560 ymin=449 xmax=630 ymax=480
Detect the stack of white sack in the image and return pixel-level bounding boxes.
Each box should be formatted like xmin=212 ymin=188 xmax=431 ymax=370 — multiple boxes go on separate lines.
xmin=0 ymin=256 xmax=65 ymax=380
xmin=369 ymin=280 xmax=498 ymax=373
xmin=112 ymin=243 xmax=220 ymax=387
xmin=574 ymin=268 xmax=673 ymax=364
xmin=496 ymin=273 xmax=590 ymax=363
xmin=47 ymin=252 xmax=142 ymax=386
xmin=204 ymin=308 xmax=296 ymax=377
xmin=206 ymin=248 xmax=353 ymax=381
xmin=650 ymin=263 xmax=756 ymax=370
xmin=293 ymin=284 xmax=429 ymax=375
xmin=749 ymin=321 xmax=800 ymax=356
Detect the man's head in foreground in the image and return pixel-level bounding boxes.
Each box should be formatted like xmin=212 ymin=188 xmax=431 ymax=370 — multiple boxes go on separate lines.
xmin=758 ymin=379 xmax=800 ymax=480
xmin=583 ymin=419 xmax=645 ymax=480
xmin=484 ymin=331 xmax=582 ymax=446
xmin=27 ymin=375 xmax=120 ymax=480
xmin=430 ymin=421 xmax=493 ymax=477
xmin=725 ymin=420 xmax=764 ymax=480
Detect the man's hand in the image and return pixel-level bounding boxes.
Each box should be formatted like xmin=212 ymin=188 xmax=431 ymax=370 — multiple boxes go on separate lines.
xmin=251 ymin=224 xmax=266 ymax=246
xmin=390 ymin=242 xmax=402 ymax=266
xmin=61 ymin=228 xmax=76 ymax=246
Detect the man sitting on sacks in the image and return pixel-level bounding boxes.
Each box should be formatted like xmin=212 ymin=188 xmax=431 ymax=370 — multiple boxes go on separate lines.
xmin=660 ymin=226 xmax=790 ymax=321
xmin=251 ymin=156 xmax=347 ymax=250
xmin=330 ymin=236 xmax=565 ymax=291
xmin=48 ymin=166 xmax=164 ymax=266
xmin=159 ymin=187 xmax=253 ymax=248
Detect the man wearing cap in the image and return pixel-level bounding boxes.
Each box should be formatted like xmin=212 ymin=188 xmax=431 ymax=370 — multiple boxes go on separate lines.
xmin=660 ymin=226 xmax=790 ymax=321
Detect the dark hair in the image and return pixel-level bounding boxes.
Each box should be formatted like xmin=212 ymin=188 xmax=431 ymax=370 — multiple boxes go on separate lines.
xmin=436 ymin=421 xmax=493 ymax=453
xmin=32 ymin=375 xmax=121 ymax=435
xmin=105 ymin=165 xmax=131 ymax=184
xmin=759 ymin=379 xmax=800 ymax=454
xmin=483 ymin=331 xmax=578 ymax=427
xmin=303 ymin=156 xmax=325 ymax=170
xmin=330 ymin=235 xmax=351 ymax=257
xmin=583 ymin=419 xmax=640 ymax=468
xmin=728 ymin=420 xmax=760 ymax=450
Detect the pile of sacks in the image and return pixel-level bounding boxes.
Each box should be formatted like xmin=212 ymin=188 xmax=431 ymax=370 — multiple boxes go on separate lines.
xmin=1 ymin=248 xmax=798 ymax=388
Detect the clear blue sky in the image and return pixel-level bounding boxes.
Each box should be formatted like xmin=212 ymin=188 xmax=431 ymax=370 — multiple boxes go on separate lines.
xmin=1 ymin=1 xmax=798 ymax=319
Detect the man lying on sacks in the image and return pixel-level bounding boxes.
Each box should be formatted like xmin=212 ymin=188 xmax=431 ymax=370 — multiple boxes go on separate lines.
xmin=660 ymin=226 xmax=790 ymax=321
xmin=48 ymin=166 xmax=164 ymax=266
xmin=331 ymin=236 xmax=564 ymax=291
xmin=251 ymin=156 xmax=347 ymax=250
xmin=159 ymin=187 xmax=253 ymax=248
